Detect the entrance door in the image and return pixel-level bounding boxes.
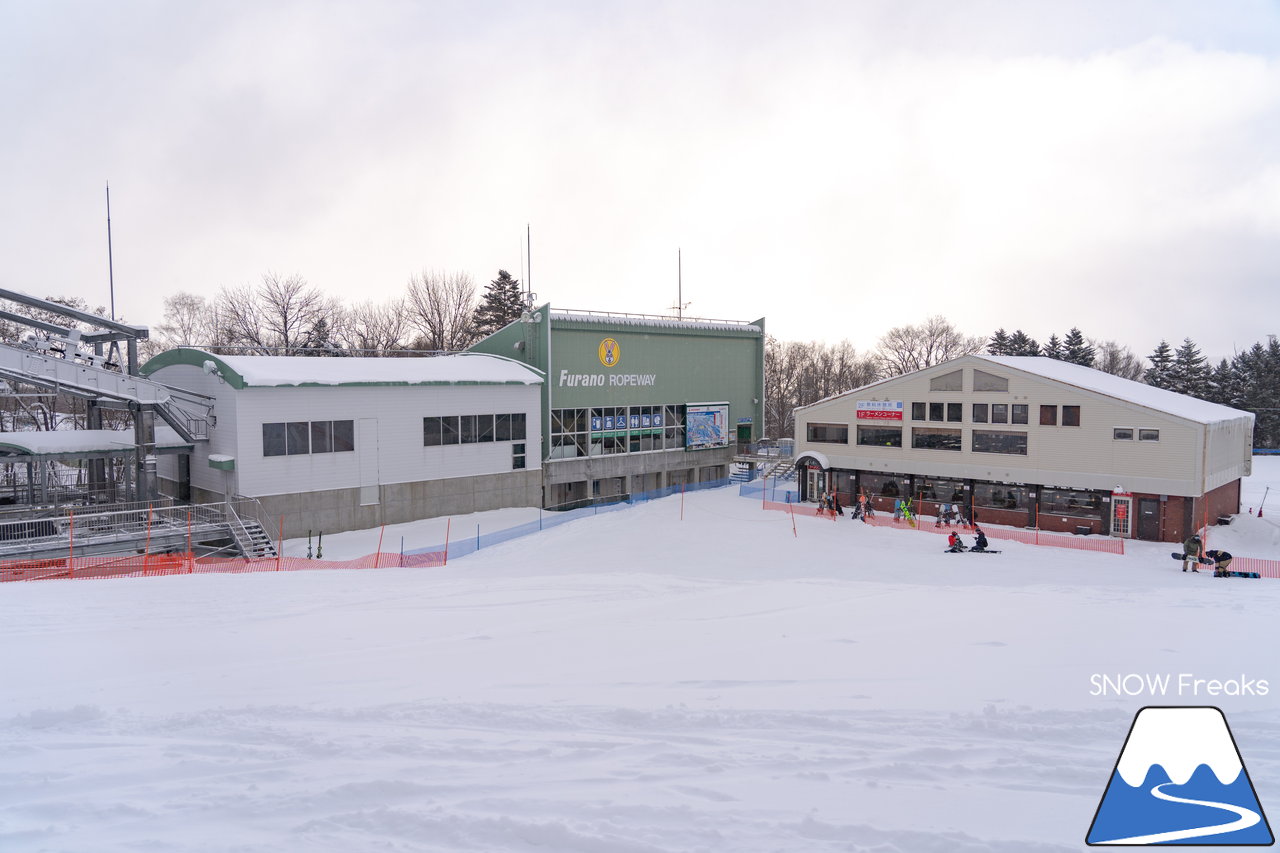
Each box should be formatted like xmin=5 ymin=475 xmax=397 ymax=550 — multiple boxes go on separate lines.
xmin=1111 ymin=496 xmax=1133 ymax=537
xmin=806 ymin=468 xmax=825 ymax=503
xmin=1137 ymin=498 xmax=1160 ymax=541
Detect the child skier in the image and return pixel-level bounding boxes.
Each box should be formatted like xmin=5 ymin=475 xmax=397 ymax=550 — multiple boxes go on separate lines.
xmin=947 ymin=531 xmax=966 ymax=552
xmin=973 ymin=526 xmax=989 ymax=552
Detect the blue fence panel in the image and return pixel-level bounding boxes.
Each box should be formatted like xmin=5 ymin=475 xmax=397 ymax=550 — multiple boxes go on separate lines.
xmin=403 ymin=478 xmax=734 ymax=562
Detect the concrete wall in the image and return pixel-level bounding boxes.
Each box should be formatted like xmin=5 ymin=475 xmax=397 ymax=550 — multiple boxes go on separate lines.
xmin=250 ymin=468 xmax=544 ymax=539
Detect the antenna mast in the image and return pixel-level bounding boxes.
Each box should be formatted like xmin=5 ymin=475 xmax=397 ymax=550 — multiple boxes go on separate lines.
xmin=669 ymin=247 xmax=690 ymax=319
xmin=106 ymin=181 xmax=116 ymax=321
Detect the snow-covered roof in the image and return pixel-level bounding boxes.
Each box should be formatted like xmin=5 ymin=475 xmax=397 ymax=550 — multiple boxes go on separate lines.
xmin=0 ymin=428 xmax=193 ymax=457
xmin=975 ymin=356 xmax=1250 ymax=425
xmin=0 ymin=430 xmax=134 ymax=457
xmin=141 ymin=349 xmax=544 ymax=390
xmin=550 ymin=310 xmax=761 ymax=334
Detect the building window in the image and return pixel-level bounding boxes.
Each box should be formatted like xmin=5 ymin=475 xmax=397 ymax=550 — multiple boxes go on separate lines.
xmin=1139 ymin=428 xmax=1160 ymax=441
xmin=286 ymin=421 xmax=310 ymax=455
xmin=333 ymin=420 xmax=355 ymax=452
xmin=1012 ymin=404 xmax=1028 ymax=425
xmin=860 ymin=471 xmax=909 ymax=498
xmin=1114 ymin=428 xmax=1134 ymax=440
xmin=912 ymin=427 xmax=962 ymax=451
xmin=972 ymin=430 xmax=1028 ymax=455
xmin=857 ymin=425 xmax=902 ymax=447
xmin=947 ymin=403 xmax=962 ymax=423
xmin=1040 ymin=405 xmax=1057 ymax=426
xmin=263 ymin=420 xmax=354 ymax=457
xmin=1062 ymin=405 xmax=1081 ymax=427
xmin=991 ymin=403 xmax=1008 ymax=424
xmin=1040 ymin=488 xmax=1102 ymax=518
xmin=427 ymin=414 xmax=523 ymax=447
xmin=929 ymin=402 xmax=944 ymax=422
xmin=807 ymin=422 xmax=849 ymax=443
xmin=930 ymin=369 xmax=963 ymax=391
xmin=973 ymin=370 xmax=1008 ymax=392
xmin=513 ymin=442 xmax=526 ymax=470
xmin=911 ymin=402 xmax=926 ymax=421
xmin=972 ymin=403 xmax=988 ymax=424
xmin=973 ymin=482 xmax=1032 ymax=511
xmin=262 ymin=423 xmax=286 ymax=457
xmin=311 ymin=421 xmax=333 ymax=453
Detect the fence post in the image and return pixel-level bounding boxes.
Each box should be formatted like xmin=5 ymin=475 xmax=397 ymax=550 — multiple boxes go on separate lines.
xmin=68 ymin=509 xmax=75 ymax=579
xmin=375 ymin=524 xmax=385 ymax=569
xmin=444 ymin=518 xmax=451 ymax=566
xmin=145 ymin=503 xmax=153 ymax=565
xmin=276 ymin=517 xmax=283 ymax=571
xmin=681 ymin=483 xmax=685 ymax=521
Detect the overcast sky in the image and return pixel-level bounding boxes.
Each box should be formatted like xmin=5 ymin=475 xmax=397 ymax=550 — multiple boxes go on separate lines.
xmin=3 ymin=0 xmax=1278 ymax=361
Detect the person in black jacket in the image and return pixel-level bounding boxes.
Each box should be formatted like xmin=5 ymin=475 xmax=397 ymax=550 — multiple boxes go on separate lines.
xmin=973 ymin=526 xmax=990 ymax=552
xmin=1205 ymin=549 xmax=1233 ymax=577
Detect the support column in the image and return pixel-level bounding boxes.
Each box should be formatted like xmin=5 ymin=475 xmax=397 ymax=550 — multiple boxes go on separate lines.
xmin=134 ymin=407 xmax=157 ymax=501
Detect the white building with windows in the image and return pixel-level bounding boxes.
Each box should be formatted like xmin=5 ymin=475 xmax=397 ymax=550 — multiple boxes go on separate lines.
xmin=141 ymin=349 xmax=543 ymax=537
xmin=793 ymin=355 xmax=1253 ymax=542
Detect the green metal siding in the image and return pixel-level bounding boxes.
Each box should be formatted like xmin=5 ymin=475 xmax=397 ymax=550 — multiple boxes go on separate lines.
xmin=470 ymin=304 xmax=765 ymax=461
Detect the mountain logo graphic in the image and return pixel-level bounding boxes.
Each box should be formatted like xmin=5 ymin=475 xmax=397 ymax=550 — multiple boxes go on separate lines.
xmin=1087 ymin=706 xmax=1274 ymax=846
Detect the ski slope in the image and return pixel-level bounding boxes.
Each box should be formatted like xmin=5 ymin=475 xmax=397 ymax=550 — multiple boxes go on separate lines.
xmin=3 ymin=461 xmax=1280 ymax=851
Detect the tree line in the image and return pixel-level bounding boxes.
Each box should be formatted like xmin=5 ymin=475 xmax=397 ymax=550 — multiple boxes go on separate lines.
xmin=764 ymin=317 xmax=1280 ymax=448
xmin=151 ymin=269 xmax=527 ymax=358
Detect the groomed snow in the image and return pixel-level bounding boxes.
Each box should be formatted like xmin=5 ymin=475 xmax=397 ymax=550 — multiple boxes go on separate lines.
xmin=3 ymin=461 xmax=1280 ymax=851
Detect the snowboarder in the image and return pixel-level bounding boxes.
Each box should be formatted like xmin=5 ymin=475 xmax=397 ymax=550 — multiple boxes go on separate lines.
xmin=973 ymin=526 xmax=989 ymax=552
xmin=947 ymin=531 xmax=967 ymax=552
xmin=1182 ymin=534 xmax=1202 ymax=572
xmin=1205 ymin=549 xmax=1233 ymax=577
xmin=893 ymin=500 xmax=904 ymax=520
xmin=833 ymin=492 xmax=844 ymax=516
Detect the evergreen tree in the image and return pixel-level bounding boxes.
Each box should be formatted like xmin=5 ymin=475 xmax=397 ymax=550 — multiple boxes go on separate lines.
xmin=1007 ymin=330 xmax=1041 ymax=356
xmin=1144 ymin=340 xmax=1175 ymax=389
xmin=472 ymin=270 xmax=525 ymax=337
xmin=300 ymin=316 xmax=346 ymax=356
xmin=988 ymin=328 xmax=1011 ymax=355
xmin=1063 ymin=327 xmax=1096 ymax=367
xmin=1042 ymin=334 xmax=1065 ymax=360
xmin=1206 ymin=358 xmax=1239 ymax=407
xmin=1168 ymin=338 xmax=1210 ymax=398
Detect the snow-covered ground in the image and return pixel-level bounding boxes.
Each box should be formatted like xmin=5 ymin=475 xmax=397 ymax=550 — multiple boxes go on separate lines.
xmin=4 ymin=461 xmax=1280 ymax=851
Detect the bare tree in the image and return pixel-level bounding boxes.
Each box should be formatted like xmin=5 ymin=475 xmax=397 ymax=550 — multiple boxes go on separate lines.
xmin=214 ymin=273 xmax=338 ymax=355
xmin=338 ymin=299 xmax=414 ymax=356
xmin=154 ymin=292 xmax=214 ymax=349
xmin=405 ymin=270 xmax=479 ymax=351
xmin=875 ymin=315 xmax=985 ymax=377
xmin=764 ymin=337 xmax=880 ymax=438
xmin=1092 ymin=339 xmax=1147 ymax=381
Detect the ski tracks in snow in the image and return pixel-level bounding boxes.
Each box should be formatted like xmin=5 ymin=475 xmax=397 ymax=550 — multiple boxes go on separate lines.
xmin=0 ymin=702 xmax=1186 ymax=852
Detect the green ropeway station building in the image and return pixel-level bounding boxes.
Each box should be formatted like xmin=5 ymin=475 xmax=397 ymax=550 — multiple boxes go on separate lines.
xmin=470 ymin=305 xmax=766 ymax=508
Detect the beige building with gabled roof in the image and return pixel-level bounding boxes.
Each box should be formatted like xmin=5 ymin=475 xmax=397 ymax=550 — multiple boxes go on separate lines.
xmin=793 ymin=355 xmax=1254 ymax=542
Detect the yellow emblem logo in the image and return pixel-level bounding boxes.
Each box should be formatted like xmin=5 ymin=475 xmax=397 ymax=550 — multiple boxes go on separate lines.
xmin=598 ymin=338 xmax=620 ymax=367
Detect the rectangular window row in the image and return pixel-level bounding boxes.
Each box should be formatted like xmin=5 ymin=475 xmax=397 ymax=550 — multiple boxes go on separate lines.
xmin=424 ymin=413 xmax=527 ymax=446
xmin=1114 ymin=428 xmax=1160 ymax=441
xmin=263 ymin=420 xmax=355 ymax=457
xmin=911 ymin=402 xmax=1083 ymax=427
xmin=806 ymin=422 xmax=849 ymax=443
xmin=855 ymin=426 xmax=1028 ymax=455
xmin=551 ymin=405 xmax=687 ymax=459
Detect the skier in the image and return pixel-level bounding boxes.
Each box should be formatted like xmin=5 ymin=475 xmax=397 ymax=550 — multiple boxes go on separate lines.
xmin=1182 ymin=534 xmax=1202 ymax=573
xmin=947 ymin=530 xmax=967 ymax=553
xmin=1205 ymin=549 xmax=1233 ymax=577
xmin=973 ymin=526 xmax=989 ymax=552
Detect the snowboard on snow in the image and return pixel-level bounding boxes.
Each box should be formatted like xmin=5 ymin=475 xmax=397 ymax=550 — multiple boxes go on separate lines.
xmin=1170 ymin=552 xmax=1259 ymax=578
xmin=943 ymin=548 xmax=1001 ymax=554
